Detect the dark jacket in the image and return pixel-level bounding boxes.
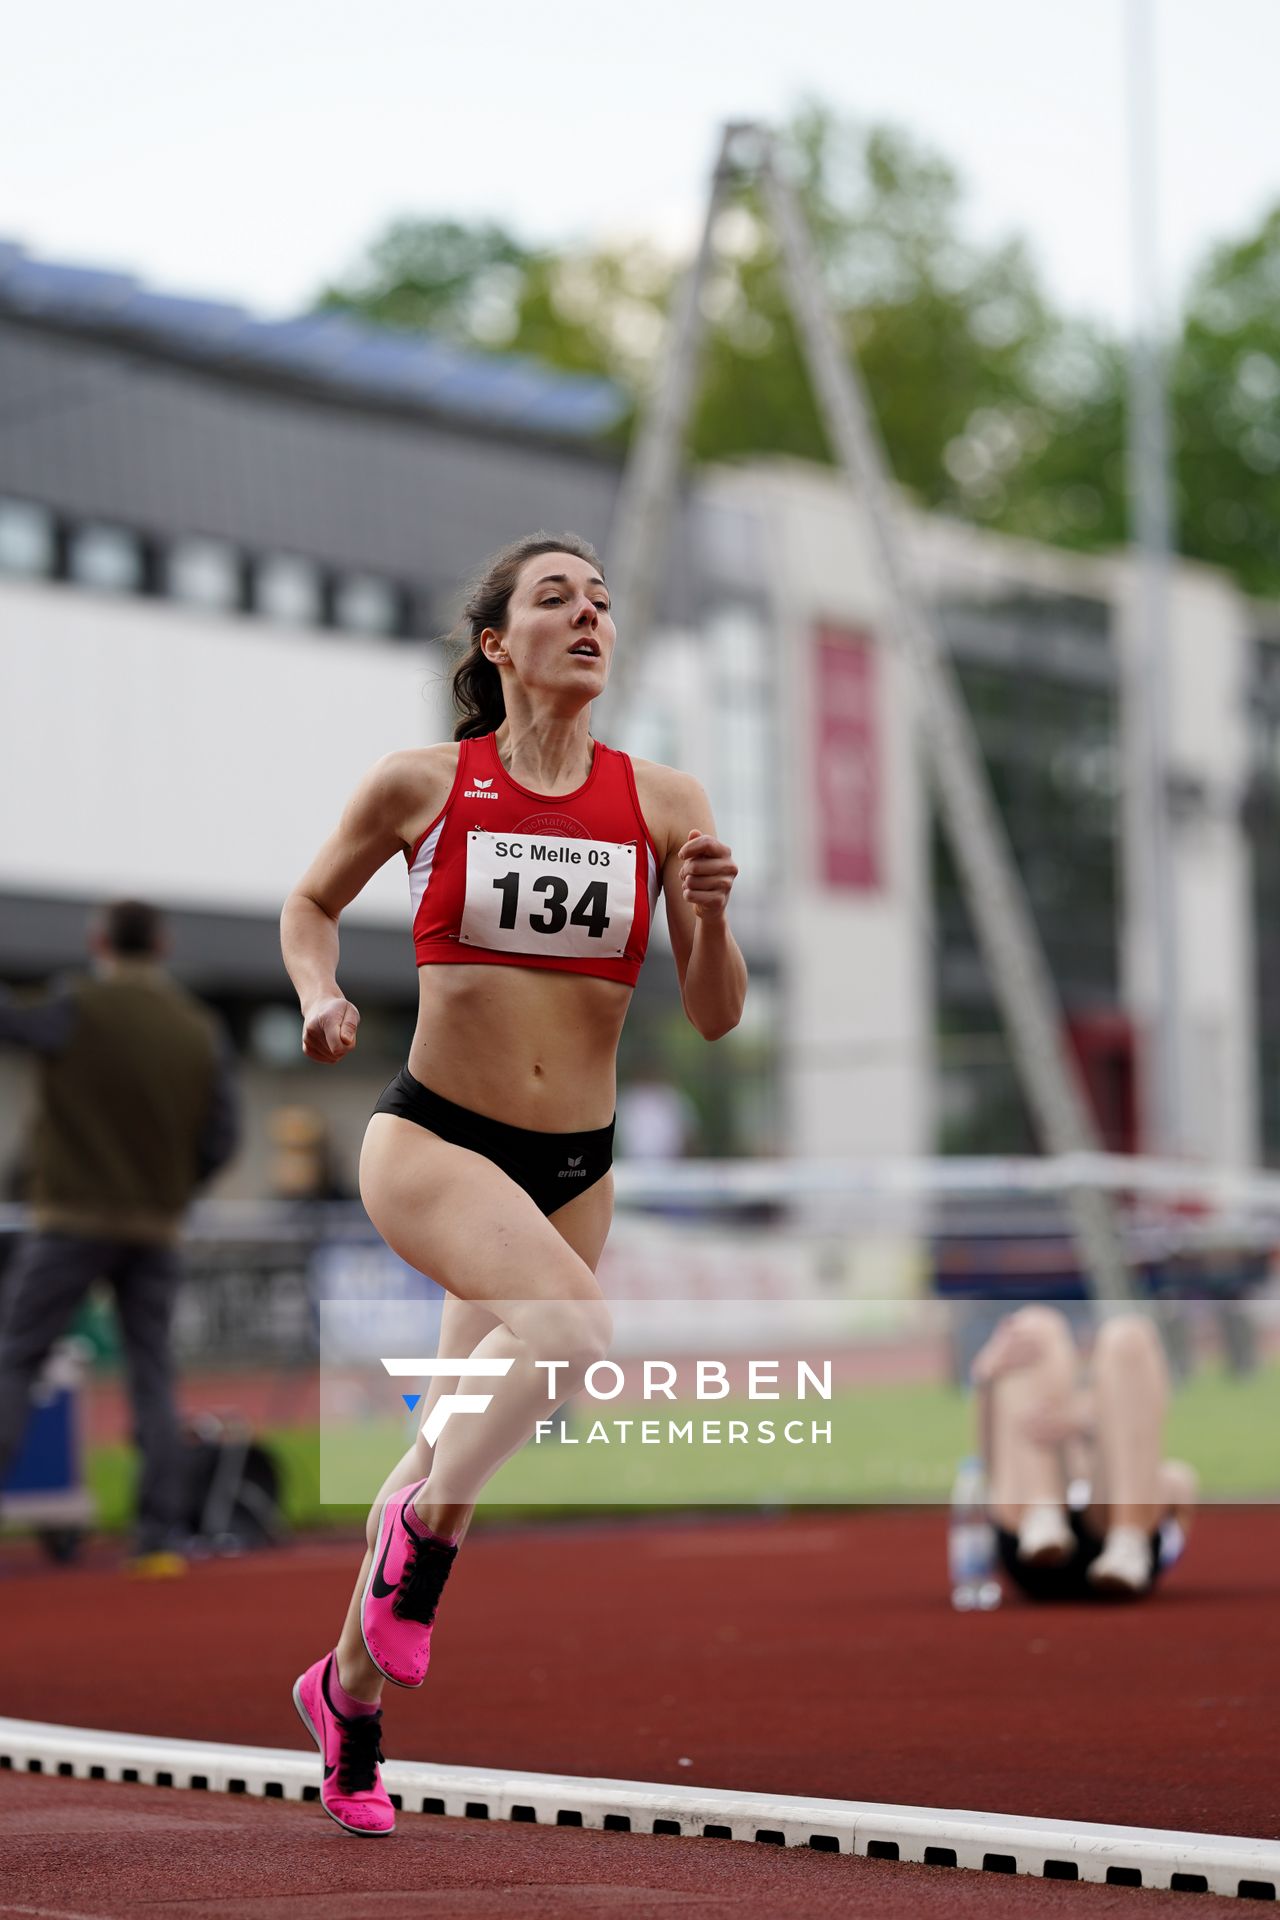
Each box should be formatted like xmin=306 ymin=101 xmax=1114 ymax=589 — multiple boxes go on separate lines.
xmin=0 ymin=962 xmax=240 ymax=1243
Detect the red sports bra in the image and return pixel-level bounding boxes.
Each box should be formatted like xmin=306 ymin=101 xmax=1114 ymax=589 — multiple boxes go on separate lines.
xmin=406 ymin=732 xmax=661 ymax=986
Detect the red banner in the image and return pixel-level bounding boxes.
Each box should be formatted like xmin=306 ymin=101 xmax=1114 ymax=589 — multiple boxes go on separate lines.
xmin=814 ymin=626 xmax=880 ymax=891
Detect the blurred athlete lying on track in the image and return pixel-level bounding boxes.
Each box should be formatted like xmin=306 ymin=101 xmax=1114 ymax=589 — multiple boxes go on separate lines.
xmin=972 ymin=1305 xmax=1198 ymax=1601
xmin=280 ymin=533 xmax=746 ymax=1836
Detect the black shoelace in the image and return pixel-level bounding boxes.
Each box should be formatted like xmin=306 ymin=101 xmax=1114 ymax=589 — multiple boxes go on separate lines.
xmin=393 ymin=1531 xmax=458 ymax=1626
xmin=336 ymin=1710 xmax=385 ymax=1795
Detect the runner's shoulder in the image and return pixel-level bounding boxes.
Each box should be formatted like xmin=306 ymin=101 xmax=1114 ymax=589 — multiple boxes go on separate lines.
xmin=361 ymin=743 xmax=461 ymax=849
xmin=627 ymin=757 xmax=710 ymax=861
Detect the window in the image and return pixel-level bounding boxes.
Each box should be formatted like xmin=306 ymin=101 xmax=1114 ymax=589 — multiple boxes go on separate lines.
xmin=68 ymin=522 xmax=142 ymax=594
xmin=166 ymin=537 xmax=241 ymax=612
xmin=334 ymin=572 xmax=399 ymax=636
xmin=256 ymin=553 xmax=322 ymax=626
xmin=0 ymin=498 xmax=54 ymax=577
xmin=932 ymin=591 xmax=1122 ymax=1152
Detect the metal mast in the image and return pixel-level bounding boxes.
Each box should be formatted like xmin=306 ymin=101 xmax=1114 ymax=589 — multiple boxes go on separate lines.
xmin=1125 ymin=0 xmax=1182 ymax=1159
xmin=597 ymin=124 xmax=740 ymax=725
xmin=606 ymin=121 xmax=1131 ymax=1299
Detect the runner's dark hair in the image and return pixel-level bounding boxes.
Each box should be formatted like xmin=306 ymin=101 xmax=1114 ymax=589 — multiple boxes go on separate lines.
xmin=448 ymin=532 xmax=605 ymax=742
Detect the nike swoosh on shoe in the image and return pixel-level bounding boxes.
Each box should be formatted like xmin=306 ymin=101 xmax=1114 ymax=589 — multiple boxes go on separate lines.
xmin=369 ymin=1514 xmax=401 ymax=1601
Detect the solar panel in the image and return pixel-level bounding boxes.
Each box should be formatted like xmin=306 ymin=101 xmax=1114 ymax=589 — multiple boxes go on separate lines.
xmin=124 ymin=290 xmax=252 ymax=354
xmin=1 ymin=255 xmax=139 ymax=320
xmin=0 ymin=238 xmax=626 ymax=438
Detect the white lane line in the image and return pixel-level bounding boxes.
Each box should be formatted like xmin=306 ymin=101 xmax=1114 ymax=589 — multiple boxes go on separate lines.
xmin=1 ymin=1716 xmax=1277 ymax=1900
xmin=0 ymin=1906 xmax=107 ymax=1919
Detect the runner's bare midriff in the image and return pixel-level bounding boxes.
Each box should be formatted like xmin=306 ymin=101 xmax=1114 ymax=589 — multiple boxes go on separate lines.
xmin=408 ymin=962 xmax=630 ymax=1132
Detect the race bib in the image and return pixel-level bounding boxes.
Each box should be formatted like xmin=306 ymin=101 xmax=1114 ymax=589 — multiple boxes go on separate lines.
xmin=460 ymin=830 xmax=636 ymax=959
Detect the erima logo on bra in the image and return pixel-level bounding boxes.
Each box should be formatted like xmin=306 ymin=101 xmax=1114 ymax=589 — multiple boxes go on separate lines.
xmin=465 ymin=775 xmax=499 ymax=800
xmin=559 ymin=1155 xmax=586 ymax=1179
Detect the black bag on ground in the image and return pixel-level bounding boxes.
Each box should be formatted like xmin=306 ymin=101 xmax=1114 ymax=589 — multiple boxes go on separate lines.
xmin=179 ymin=1413 xmax=284 ymax=1550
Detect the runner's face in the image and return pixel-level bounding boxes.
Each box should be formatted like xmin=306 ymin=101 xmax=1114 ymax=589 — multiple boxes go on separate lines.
xmin=487 ymin=552 xmax=615 ymax=699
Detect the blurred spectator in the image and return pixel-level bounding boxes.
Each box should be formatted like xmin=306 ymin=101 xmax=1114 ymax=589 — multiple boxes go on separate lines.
xmin=616 ymin=1069 xmax=699 ymax=1161
xmin=0 ymin=900 xmax=239 ymax=1566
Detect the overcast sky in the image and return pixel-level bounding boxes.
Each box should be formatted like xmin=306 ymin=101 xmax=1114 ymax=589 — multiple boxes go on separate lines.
xmin=3 ymin=0 xmax=1277 ymax=335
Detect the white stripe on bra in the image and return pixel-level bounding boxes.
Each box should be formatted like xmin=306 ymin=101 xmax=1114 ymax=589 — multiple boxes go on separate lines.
xmin=408 ymin=813 xmax=447 ymax=927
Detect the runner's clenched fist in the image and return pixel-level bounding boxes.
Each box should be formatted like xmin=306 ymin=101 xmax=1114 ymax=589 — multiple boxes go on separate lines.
xmin=302 ymin=995 xmax=360 ymax=1063
xmin=678 ymin=830 xmax=737 ymax=923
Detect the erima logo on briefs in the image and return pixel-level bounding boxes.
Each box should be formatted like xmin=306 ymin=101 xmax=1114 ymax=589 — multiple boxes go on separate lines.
xmin=465 ymin=777 xmax=499 ymax=800
xmin=559 ymin=1155 xmax=586 ymax=1178
xmin=381 ymin=1357 xmax=516 ymax=1442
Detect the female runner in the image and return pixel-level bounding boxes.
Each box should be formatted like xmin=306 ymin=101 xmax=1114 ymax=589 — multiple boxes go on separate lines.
xmin=280 ymin=531 xmax=746 ymax=1833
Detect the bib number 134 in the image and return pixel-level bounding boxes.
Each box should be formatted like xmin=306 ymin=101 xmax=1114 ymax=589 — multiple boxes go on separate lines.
xmin=492 ymin=869 xmax=609 ymax=939
xmin=460 ymin=830 xmax=635 ymax=959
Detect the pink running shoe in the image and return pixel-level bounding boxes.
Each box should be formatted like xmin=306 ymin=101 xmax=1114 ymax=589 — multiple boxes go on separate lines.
xmin=292 ymin=1653 xmax=395 ymax=1836
xmin=360 ymin=1479 xmax=458 ymax=1689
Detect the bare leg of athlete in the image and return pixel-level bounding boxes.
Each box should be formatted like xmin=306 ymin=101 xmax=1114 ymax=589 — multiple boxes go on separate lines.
xmin=983 ymin=1306 xmax=1079 ymax=1533
xmin=1083 ymin=1311 xmax=1172 ymax=1535
xmin=331 ymin=1292 xmax=495 ymax=1703
xmin=332 ymin=1122 xmax=615 ymax=1702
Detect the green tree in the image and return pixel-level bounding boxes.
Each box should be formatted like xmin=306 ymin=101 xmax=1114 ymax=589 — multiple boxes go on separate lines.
xmin=318 ymin=218 xmax=673 ymax=443
xmin=686 ymin=106 xmax=1129 ymax=555
xmin=314 ymin=108 xmax=1129 ymax=553
xmin=1174 ymin=205 xmax=1280 ymax=596
xmin=317 ymin=217 xmax=531 ymax=343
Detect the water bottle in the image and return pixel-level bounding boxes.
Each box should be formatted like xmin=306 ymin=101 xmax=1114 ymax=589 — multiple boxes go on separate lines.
xmin=948 ymin=1455 xmax=1002 ymax=1611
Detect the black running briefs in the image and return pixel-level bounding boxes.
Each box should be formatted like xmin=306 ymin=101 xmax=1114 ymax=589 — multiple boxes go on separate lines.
xmin=372 ymin=1066 xmax=614 ymax=1217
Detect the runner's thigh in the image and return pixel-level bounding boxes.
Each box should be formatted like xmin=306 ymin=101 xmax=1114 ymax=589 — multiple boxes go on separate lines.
xmin=427 ymin=1175 xmax=615 ymax=1353
xmin=547 ymin=1169 xmax=615 ymax=1275
xmin=438 ymin=1292 xmax=500 ymax=1356
xmin=359 ymin=1112 xmax=603 ymax=1307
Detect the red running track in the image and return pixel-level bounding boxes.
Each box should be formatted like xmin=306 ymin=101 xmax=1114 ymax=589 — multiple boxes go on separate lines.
xmin=1 ymin=1506 xmax=1276 ymax=1842
xmin=0 ymin=1772 xmax=1251 ymax=1919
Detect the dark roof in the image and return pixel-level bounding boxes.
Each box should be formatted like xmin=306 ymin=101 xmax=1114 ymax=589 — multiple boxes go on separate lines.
xmin=0 ymin=239 xmax=625 ymax=440
xmin=0 ymin=313 xmax=626 ymax=582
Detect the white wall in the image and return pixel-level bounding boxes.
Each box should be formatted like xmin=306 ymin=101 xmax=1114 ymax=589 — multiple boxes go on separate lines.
xmin=0 ymin=578 xmax=447 ymax=924
xmin=1114 ymin=558 xmax=1259 ymax=1166
xmin=709 ymin=462 xmax=933 ymax=1162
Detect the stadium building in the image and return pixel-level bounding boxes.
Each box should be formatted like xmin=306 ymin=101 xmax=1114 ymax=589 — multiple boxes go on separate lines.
xmin=0 ymin=241 xmax=1272 ymax=1188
